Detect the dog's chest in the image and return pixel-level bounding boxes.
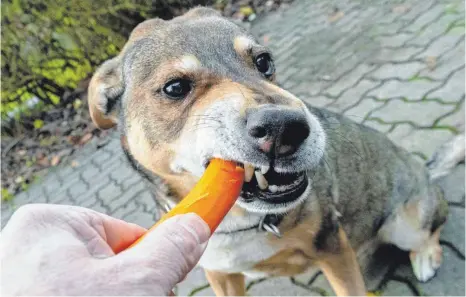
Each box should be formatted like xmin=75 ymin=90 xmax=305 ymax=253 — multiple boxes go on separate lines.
xmin=197 ymin=214 xmax=281 ymax=274
xmin=198 ymin=230 xmax=280 ymax=274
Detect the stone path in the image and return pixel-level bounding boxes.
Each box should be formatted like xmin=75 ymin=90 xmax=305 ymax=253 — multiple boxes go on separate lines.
xmin=1 ymin=0 xmax=464 ymax=295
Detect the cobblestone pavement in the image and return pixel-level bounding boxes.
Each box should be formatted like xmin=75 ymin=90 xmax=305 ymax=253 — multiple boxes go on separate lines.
xmin=2 ymin=0 xmax=464 ymax=295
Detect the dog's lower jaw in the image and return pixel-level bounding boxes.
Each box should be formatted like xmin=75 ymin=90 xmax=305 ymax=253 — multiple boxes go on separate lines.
xmin=235 ymin=178 xmax=312 ymax=214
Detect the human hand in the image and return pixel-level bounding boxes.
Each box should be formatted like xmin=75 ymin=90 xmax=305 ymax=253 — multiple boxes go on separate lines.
xmin=0 ymin=203 xmax=210 ymax=296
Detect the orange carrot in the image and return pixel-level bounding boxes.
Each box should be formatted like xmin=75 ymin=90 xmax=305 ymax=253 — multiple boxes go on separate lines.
xmin=127 ymin=159 xmax=244 ymax=248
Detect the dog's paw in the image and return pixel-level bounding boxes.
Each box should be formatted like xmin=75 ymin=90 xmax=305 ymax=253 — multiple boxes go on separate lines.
xmin=409 ymin=244 xmax=443 ymax=282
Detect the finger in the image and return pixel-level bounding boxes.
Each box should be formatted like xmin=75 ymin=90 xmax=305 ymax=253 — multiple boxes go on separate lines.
xmin=100 ymin=217 xmax=147 ymax=254
xmin=118 ymin=213 xmax=210 ymax=294
xmin=60 ymin=205 xmax=147 ymax=254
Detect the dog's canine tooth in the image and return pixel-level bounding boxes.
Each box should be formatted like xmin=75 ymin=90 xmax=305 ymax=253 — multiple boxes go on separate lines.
xmin=244 ymin=164 xmax=255 ymax=182
xmin=261 ymin=165 xmax=270 ymax=174
xmin=255 ymin=171 xmax=268 ymax=190
xmin=268 ymin=185 xmax=278 ymax=193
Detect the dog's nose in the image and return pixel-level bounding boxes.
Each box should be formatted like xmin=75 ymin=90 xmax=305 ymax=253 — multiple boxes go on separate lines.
xmin=246 ymin=106 xmax=310 ymax=157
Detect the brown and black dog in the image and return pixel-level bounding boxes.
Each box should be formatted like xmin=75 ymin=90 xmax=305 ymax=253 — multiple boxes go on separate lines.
xmin=88 ymin=7 xmax=465 ymax=296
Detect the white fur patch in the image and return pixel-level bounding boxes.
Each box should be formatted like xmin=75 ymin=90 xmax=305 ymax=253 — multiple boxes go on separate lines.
xmin=176 ymin=55 xmax=201 ymax=72
xmin=198 ymin=211 xmax=280 ymax=272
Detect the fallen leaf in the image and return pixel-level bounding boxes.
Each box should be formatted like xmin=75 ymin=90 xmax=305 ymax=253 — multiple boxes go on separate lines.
xmin=426 ymin=56 xmax=437 ymax=71
xmin=37 ymin=157 xmax=49 ymax=167
xmin=51 ymin=155 xmax=61 ymax=166
xmin=79 ymin=133 xmax=93 ymax=145
xmin=67 ymin=135 xmax=81 ymax=145
xmin=392 ymin=4 xmax=411 ymax=13
xmin=328 ymin=7 xmax=344 ymax=23
xmin=239 ymin=6 xmax=254 ymax=17
xmin=262 ymin=35 xmax=270 ymax=44
xmin=70 ymin=161 xmax=79 ymax=168
xmin=73 ymin=99 xmax=83 ymax=110
xmin=33 ymin=119 xmax=44 ymax=129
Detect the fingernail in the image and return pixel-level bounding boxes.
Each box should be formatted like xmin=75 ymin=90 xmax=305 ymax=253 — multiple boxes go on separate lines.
xmin=179 ymin=213 xmax=211 ymax=244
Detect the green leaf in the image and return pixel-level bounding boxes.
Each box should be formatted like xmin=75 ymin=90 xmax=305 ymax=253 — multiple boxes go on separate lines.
xmin=33 ymin=119 xmax=44 ymax=129
xmin=1 ymin=188 xmax=14 ymax=202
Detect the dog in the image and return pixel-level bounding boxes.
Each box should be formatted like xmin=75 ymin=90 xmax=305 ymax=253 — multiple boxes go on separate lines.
xmin=87 ymin=7 xmax=465 ymax=296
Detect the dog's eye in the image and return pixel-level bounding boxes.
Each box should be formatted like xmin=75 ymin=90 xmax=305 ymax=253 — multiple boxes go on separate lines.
xmin=254 ymin=53 xmax=275 ymax=78
xmin=163 ymin=79 xmax=193 ymax=99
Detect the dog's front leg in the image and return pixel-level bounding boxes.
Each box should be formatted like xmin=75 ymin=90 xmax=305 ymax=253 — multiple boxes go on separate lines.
xmin=316 ymin=227 xmax=366 ymax=296
xmin=204 ymin=269 xmax=246 ymax=296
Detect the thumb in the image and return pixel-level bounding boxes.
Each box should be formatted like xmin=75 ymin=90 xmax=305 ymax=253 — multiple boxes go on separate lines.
xmin=119 ymin=213 xmax=210 ymax=293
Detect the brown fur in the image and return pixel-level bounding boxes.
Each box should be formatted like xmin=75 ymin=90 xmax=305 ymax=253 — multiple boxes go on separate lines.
xmin=87 ymin=7 xmax=460 ymax=296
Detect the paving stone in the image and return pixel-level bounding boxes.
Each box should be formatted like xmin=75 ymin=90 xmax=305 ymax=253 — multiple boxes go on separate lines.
xmin=436 ymin=163 xmax=464 ymax=205
xmin=111 ymin=200 xmax=139 ymax=221
xmin=277 ymin=66 xmax=300 ymax=85
xmin=123 ymin=204 xmax=156 ymax=229
xmin=368 ymin=80 xmax=442 ymax=100
xmin=81 ymin=164 xmax=101 ymax=184
xmin=326 ymin=80 xmax=381 ymax=112
xmin=47 ymin=190 xmax=71 ymax=204
xmin=398 ymin=0 xmax=436 ymax=22
xmin=42 ymin=174 xmax=64 ymax=195
xmin=121 ymin=174 xmax=143 ymax=190
xmin=377 ymin=33 xmax=414 ymax=47
xmin=27 ymin=184 xmax=49 ymax=203
xmin=136 ymin=189 xmax=157 ymax=213
xmin=76 ymin=176 xmax=112 ymax=203
xmin=381 ymin=278 xmax=419 ymax=296
xmin=67 ymin=182 xmax=89 ymax=200
xmin=361 ymin=120 xmax=393 ymax=134
xmin=291 ymin=269 xmax=334 ymax=294
xmin=369 ymin=62 xmax=425 ymax=80
xmin=88 ymin=201 xmax=110 ymax=215
xmin=370 ymin=22 xmax=406 ymax=36
xmin=371 ymin=46 xmax=424 ymax=63
xmin=295 ymin=81 xmax=328 ymax=97
xmin=416 ymin=34 xmax=464 ymax=59
xmin=407 ymin=13 xmax=462 ymax=46
xmin=247 ymin=277 xmax=322 ymax=296
xmin=419 ymin=40 xmax=465 ymax=80
xmin=404 ymin=3 xmax=445 ymax=32
xmin=441 ymin=206 xmax=465 ymax=254
xmin=176 ymin=266 xmax=213 ymax=296
xmin=371 ymin=99 xmax=456 ymax=126
xmin=437 ymin=100 xmax=465 ymax=131
xmin=8 ymin=190 xmax=30 ymax=206
xmin=104 ymin=181 xmax=146 ymax=213
xmin=303 ymin=95 xmax=335 ymax=108
xmin=91 ymin=149 xmax=113 ymax=166
xmin=78 ymin=195 xmax=100 ymax=208
xmin=324 ymin=64 xmax=376 ymax=97
xmin=388 ymin=124 xmax=456 ymax=157
xmin=98 ymin=183 xmax=122 ymax=204
xmin=110 ymin=165 xmax=135 ymax=185
xmin=343 ymin=98 xmax=385 ymax=123
xmin=427 ymin=68 xmax=465 ymax=102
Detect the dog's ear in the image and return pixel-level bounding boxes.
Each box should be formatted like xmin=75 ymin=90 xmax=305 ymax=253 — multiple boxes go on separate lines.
xmin=88 ymin=19 xmax=164 ymax=130
xmin=88 ymin=56 xmax=123 ymax=130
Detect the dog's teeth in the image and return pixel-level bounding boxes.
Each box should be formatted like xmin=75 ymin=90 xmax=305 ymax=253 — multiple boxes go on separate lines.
xmin=260 ymin=165 xmax=270 ymax=174
xmin=268 ymin=185 xmax=278 ymax=193
xmin=244 ymin=164 xmax=255 ymax=182
xmin=255 ymin=171 xmax=268 ymax=190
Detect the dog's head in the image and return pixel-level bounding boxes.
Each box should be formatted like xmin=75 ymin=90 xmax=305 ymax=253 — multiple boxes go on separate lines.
xmin=88 ymin=7 xmax=326 ymax=215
